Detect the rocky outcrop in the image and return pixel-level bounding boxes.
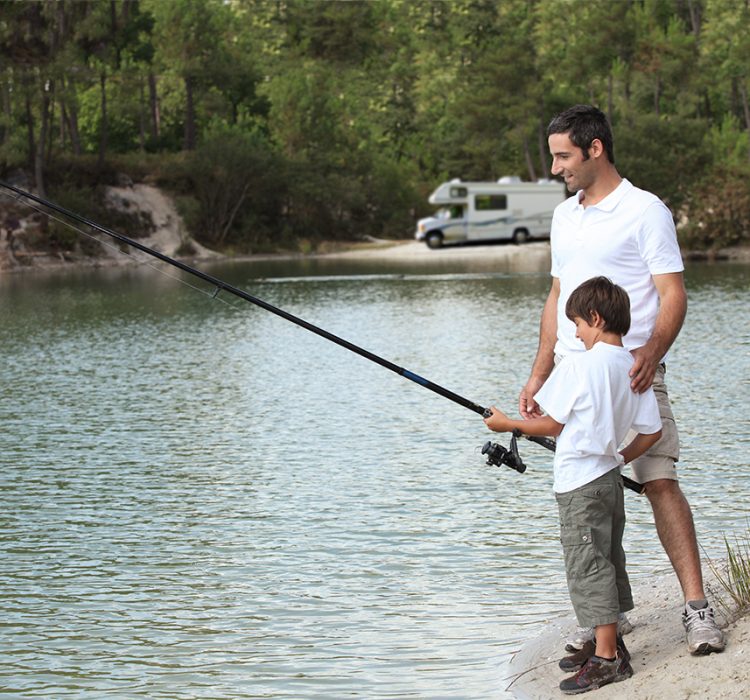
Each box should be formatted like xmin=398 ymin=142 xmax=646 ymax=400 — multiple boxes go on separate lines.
xmin=0 ymin=178 xmax=218 ymax=272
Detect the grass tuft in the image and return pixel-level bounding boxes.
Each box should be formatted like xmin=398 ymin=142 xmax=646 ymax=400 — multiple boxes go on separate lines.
xmin=707 ymin=524 xmax=750 ymax=622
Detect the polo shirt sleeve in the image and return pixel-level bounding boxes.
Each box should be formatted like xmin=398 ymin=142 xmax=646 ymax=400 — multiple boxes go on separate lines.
xmin=637 ymin=200 xmax=684 ymax=275
xmin=533 ymin=358 xmax=579 ymax=425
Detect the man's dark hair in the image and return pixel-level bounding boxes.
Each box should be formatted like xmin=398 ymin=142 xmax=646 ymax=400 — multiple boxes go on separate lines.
xmin=565 ymin=276 xmax=631 ymax=336
xmin=547 ymin=105 xmax=615 ymax=164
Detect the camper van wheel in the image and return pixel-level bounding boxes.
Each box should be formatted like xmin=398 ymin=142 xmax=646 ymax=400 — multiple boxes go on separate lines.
xmin=512 ymin=228 xmax=530 ymax=245
xmin=426 ymin=231 xmax=444 ymax=249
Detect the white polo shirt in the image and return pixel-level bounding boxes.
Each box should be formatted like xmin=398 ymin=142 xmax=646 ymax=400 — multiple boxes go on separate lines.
xmin=534 ymin=342 xmax=662 ymax=493
xmin=550 ymin=179 xmax=684 ymax=357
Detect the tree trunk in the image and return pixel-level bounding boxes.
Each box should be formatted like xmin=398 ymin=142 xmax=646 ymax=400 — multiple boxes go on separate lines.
xmin=537 ymin=112 xmax=549 ymax=179
xmin=739 ymin=80 xmax=750 ymax=162
xmin=184 ymin=75 xmax=196 ymax=151
xmin=61 ymin=75 xmax=82 ymax=156
xmin=148 ymin=71 xmax=160 ymax=142
xmin=0 ymin=77 xmax=11 ymax=145
xmin=523 ymin=135 xmax=536 ymax=182
xmin=25 ymin=89 xmax=36 ymax=180
xmin=35 ymin=81 xmax=51 ymax=199
xmin=98 ymin=72 xmax=108 ymax=170
xmin=139 ymin=76 xmax=146 ymax=151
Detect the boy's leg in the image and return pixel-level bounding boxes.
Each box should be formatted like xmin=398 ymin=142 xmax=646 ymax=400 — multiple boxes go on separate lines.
xmin=610 ymin=469 xmax=633 ymax=614
xmin=595 ymin=622 xmax=617 ymax=659
xmin=555 ymin=471 xmax=624 ymax=630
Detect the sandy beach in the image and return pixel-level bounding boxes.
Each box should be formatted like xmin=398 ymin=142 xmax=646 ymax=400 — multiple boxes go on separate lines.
xmin=505 ymin=568 xmax=749 ymax=699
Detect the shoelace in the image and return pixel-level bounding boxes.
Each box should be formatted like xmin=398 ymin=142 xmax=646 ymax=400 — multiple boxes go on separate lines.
xmin=683 ymin=606 xmax=715 ymax=631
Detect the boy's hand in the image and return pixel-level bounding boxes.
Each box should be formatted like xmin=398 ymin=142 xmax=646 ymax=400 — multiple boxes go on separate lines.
xmin=483 ymin=406 xmax=513 ymax=433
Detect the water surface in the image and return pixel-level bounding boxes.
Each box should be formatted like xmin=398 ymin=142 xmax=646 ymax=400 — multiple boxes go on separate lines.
xmin=1 ymin=254 xmax=748 ymax=698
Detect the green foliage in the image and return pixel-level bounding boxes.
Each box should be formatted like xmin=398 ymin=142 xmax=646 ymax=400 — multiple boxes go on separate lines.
xmin=679 ymin=165 xmax=750 ymax=250
xmin=615 ymin=111 xmax=712 ymax=210
xmin=708 ymin=524 xmax=750 ymax=620
xmin=4 ymin=0 xmax=750 ymax=250
xmin=169 ymin=125 xmax=284 ymax=249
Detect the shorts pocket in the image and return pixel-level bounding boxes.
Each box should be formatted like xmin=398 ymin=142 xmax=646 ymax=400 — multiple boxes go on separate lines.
xmin=560 ymin=526 xmax=599 ymax=579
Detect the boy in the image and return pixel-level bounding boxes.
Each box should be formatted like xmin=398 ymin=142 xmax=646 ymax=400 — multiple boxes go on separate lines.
xmin=485 ymin=276 xmax=662 ymax=694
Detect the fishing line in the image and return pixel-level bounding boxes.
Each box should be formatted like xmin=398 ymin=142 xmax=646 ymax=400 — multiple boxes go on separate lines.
xmin=0 ymin=188 xmax=244 ymax=313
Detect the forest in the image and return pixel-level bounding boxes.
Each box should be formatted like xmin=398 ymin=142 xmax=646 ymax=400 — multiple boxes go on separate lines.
xmin=1 ymin=0 xmax=749 ymax=255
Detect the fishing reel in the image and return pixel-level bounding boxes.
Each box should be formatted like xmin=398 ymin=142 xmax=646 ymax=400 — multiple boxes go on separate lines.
xmin=481 ymin=431 xmax=526 ymax=474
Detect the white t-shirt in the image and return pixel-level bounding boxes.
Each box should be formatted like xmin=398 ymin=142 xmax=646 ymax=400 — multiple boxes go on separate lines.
xmin=550 ymin=179 xmax=684 ymax=357
xmin=534 ymin=342 xmax=662 ymax=494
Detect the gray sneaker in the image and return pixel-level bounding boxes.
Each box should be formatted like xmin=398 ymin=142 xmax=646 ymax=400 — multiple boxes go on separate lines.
xmin=564 ymin=612 xmax=633 ymax=652
xmin=682 ymin=601 xmax=725 ymax=655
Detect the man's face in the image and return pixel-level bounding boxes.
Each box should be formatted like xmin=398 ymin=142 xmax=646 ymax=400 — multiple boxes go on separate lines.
xmin=548 ymin=132 xmax=596 ymax=193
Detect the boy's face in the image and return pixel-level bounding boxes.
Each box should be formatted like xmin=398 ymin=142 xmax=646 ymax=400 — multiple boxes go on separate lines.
xmin=572 ymin=315 xmax=601 ymax=350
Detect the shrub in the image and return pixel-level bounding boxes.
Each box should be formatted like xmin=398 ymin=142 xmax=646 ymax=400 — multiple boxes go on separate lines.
xmin=678 ymin=166 xmax=750 ymax=250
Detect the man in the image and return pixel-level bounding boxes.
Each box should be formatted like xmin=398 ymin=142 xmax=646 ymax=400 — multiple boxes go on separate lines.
xmin=519 ymin=104 xmax=724 ymax=656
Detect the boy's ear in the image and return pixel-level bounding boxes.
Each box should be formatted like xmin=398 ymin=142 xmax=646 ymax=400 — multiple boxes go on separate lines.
xmin=590 ymin=311 xmax=606 ymax=329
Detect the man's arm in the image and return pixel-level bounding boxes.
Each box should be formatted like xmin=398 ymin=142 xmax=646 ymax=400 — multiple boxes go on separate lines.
xmin=519 ymin=277 xmax=560 ymax=418
xmin=629 ymin=272 xmax=687 ymax=393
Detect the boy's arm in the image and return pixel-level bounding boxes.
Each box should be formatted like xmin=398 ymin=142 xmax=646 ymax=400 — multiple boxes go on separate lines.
xmin=484 ymin=406 xmax=563 ymax=438
xmin=619 ymin=429 xmax=662 ymax=464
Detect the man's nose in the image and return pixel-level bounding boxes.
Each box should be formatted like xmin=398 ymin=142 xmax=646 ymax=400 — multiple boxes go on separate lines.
xmin=550 ymin=158 xmax=562 ymax=175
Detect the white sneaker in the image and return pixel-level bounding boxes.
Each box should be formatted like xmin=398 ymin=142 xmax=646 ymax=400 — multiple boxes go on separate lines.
xmin=564 ymin=612 xmax=634 ymax=652
xmin=682 ymin=601 xmax=725 ymax=655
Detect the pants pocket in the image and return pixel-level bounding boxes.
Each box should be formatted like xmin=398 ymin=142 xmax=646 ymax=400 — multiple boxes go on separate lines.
xmin=560 ymin=526 xmax=599 ymax=579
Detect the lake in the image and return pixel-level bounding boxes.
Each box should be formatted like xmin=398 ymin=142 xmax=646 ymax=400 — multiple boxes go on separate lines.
xmin=1 ymin=250 xmax=748 ymax=698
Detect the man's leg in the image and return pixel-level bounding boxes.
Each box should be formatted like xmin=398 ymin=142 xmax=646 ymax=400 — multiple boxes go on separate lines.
xmin=644 ymin=478 xmax=704 ymax=601
xmin=630 ymin=366 xmax=724 ymax=654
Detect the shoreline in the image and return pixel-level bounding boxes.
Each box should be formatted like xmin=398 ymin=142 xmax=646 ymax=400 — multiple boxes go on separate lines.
xmin=506 ymin=566 xmax=749 ymax=699
xmin=3 ymin=239 xmax=750 ymax=276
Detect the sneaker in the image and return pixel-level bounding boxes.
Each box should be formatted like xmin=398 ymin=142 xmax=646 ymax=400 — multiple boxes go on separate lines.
xmin=564 ymin=612 xmax=633 ymax=652
xmin=682 ymin=601 xmax=725 ymax=655
xmin=559 ymin=650 xmax=633 ymax=695
xmin=559 ymin=634 xmax=631 ymax=673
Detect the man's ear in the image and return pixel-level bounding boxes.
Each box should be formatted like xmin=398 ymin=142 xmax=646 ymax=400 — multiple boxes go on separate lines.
xmin=589 ymin=138 xmax=605 ymax=160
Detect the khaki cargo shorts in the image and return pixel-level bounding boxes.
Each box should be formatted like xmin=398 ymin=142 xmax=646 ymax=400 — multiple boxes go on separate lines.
xmin=625 ymin=364 xmax=680 ymax=485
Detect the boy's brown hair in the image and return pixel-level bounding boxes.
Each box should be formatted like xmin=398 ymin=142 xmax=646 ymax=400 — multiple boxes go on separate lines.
xmin=565 ymin=276 xmax=631 ymax=336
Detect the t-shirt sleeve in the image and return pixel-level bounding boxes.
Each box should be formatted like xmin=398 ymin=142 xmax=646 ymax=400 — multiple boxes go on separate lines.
xmin=632 ymin=388 xmax=662 ymax=435
xmin=533 ymin=358 xmax=579 ymax=425
xmin=637 ymin=201 xmax=684 ymax=275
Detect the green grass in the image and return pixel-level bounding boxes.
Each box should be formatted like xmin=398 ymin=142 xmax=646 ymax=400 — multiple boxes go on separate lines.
xmin=707 ymin=524 xmax=750 ymax=622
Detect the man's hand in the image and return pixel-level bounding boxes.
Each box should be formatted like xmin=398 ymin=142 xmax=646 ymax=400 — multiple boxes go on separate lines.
xmin=629 ymin=272 xmax=687 ymax=393
xmin=519 ymin=376 xmax=545 ymax=419
xmin=629 ymin=345 xmax=660 ymax=393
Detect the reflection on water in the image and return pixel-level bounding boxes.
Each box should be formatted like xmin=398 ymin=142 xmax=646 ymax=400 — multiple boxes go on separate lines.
xmin=1 ymin=254 xmax=748 ymax=698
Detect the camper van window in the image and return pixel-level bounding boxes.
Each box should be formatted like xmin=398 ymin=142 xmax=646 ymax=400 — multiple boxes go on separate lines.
xmin=449 ymin=186 xmax=468 ymax=198
xmin=475 ymin=194 xmax=508 ymax=210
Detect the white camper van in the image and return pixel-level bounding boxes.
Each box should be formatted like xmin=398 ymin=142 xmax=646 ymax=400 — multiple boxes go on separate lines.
xmin=415 ymin=177 xmax=565 ymax=248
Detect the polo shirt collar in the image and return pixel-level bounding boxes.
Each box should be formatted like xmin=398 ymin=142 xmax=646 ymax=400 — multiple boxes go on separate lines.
xmin=573 ymin=178 xmax=633 ymax=212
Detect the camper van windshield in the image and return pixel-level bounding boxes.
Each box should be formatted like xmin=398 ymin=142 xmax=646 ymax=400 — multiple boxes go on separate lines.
xmin=436 ymin=206 xmax=464 ymax=219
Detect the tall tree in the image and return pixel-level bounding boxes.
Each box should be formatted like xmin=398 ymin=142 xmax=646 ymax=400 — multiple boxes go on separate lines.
xmin=147 ymin=0 xmax=231 ymax=150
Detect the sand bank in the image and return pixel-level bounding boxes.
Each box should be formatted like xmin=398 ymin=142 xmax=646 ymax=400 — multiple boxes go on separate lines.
xmin=506 ymin=569 xmax=748 ymax=699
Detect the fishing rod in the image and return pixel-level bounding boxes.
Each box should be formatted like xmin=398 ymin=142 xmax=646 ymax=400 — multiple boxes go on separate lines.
xmin=0 ymin=181 xmax=643 ymax=494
